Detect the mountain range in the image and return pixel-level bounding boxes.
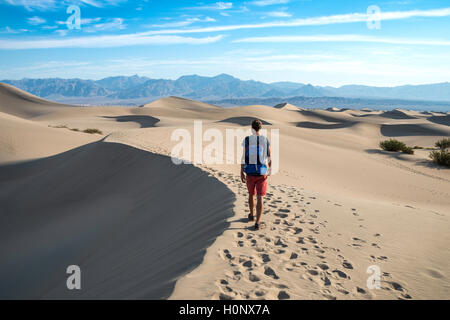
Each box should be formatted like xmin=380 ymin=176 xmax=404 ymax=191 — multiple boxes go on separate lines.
xmin=2 ymin=74 xmax=450 ymax=105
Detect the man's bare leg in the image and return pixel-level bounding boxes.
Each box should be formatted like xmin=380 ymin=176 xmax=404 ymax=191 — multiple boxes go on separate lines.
xmin=256 ymin=195 xmax=263 ymax=225
xmin=249 ymin=194 xmax=255 ymax=218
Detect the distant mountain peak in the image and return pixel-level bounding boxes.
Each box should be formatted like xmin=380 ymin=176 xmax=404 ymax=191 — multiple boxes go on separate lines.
xmin=1 ymin=74 xmax=449 ymax=104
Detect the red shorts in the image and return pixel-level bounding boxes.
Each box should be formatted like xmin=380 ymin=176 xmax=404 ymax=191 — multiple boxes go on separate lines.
xmin=246 ymin=175 xmax=268 ymax=196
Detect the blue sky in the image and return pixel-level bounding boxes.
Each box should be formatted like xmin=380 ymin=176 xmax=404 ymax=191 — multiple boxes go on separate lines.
xmin=0 ymin=0 xmax=449 ymax=86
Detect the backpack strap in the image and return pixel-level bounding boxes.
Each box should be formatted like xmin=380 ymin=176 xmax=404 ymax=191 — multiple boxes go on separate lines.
xmin=245 ymin=136 xmax=249 ymax=165
xmin=256 ymin=136 xmax=262 ymax=165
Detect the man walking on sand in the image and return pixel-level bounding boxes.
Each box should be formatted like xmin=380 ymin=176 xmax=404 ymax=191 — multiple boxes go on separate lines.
xmin=241 ymin=119 xmax=272 ymax=231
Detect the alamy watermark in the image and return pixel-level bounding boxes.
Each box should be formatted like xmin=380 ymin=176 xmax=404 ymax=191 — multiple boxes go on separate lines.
xmin=66 ymin=5 xmax=81 ymax=30
xmin=367 ymin=265 xmax=381 ymax=290
xmin=66 ymin=265 xmax=81 ymax=290
xmin=170 ymin=121 xmax=279 ymax=174
xmin=367 ymin=5 xmax=382 ymax=30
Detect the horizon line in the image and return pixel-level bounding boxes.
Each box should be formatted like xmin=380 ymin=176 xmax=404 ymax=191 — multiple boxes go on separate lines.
xmin=2 ymin=73 xmax=449 ymax=89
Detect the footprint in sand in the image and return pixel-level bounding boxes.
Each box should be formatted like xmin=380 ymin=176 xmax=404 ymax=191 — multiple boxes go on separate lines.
xmin=275 ymin=238 xmax=288 ymax=248
xmin=242 ymin=260 xmax=253 ymax=268
xmin=317 ymin=263 xmax=329 ymax=271
xmin=384 ymin=281 xmax=412 ymax=299
xmin=219 ymin=293 xmax=233 ymax=300
xmin=307 ymin=269 xmax=319 ymax=276
xmin=371 ymin=255 xmax=388 ymax=261
xmin=277 ymin=291 xmax=290 ymax=300
xmin=221 ymin=249 xmax=233 ymax=260
xmin=264 ymin=266 xmax=279 ymax=279
xmin=425 ymin=269 xmax=444 ymax=279
xmin=320 ymin=276 xmax=331 ymax=287
xmin=248 ymin=273 xmax=261 ymax=282
xmin=260 ymin=253 xmax=271 ymax=263
xmin=332 ymin=269 xmax=348 ymax=279
xmin=342 ymin=261 xmax=353 ymax=270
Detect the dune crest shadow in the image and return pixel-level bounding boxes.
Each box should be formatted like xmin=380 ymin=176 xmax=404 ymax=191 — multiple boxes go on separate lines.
xmin=0 ymin=141 xmax=234 ymax=299
xmin=218 ymin=117 xmax=272 ymax=126
xmin=101 ymin=115 xmax=160 ymax=128
xmin=380 ymin=124 xmax=450 ymax=137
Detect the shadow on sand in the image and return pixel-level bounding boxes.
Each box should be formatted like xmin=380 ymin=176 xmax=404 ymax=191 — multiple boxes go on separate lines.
xmin=101 ymin=115 xmax=160 ymax=128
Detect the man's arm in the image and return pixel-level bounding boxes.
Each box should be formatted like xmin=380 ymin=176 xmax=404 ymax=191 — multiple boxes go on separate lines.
xmin=267 ymin=145 xmax=272 ymax=175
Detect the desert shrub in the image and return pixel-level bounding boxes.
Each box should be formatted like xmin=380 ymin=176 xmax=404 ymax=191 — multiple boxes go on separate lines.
xmin=402 ymin=147 xmax=414 ymax=155
xmin=429 ymin=149 xmax=450 ymax=167
xmin=380 ymin=139 xmax=407 ymax=152
xmin=435 ymin=138 xmax=450 ymax=150
xmin=83 ymin=128 xmax=103 ymax=135
xmin=70 ymin=128 xmax=80 ymax=132
xmin=413 ymin=146 xmax=423 ymax=150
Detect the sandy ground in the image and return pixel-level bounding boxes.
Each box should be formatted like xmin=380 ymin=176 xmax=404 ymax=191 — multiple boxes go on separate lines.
xmin=0 ymin=83 xmax=449 ymax=299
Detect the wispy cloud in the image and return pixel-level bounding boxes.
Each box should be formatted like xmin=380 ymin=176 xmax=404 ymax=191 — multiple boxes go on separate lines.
xmin=233 ymin=34 xmax=450 ymax=46
xmin=250 ymin=0 xmax=290 ymax=6
xmin=53 ymin=17 xmax=125 ymax=33
xmin=1 ymin=0 xmax=127 ymax=11
xmin=83 ymin=18 xmax=126 ymax=32
xmin=0 ymin=26 xmax=29 ymax=34
xmin=2 ymin=0 xmax=56 ymax=11
xmin=150 ymin=17 xmax=216 ymax=28
xmin=188 ymin=2 xmax=233 ymax=10
xmin=0 ymin=34 xmax=224 ymax=49
xmin=136 ymin=7 xmax=450 ymax=35
xmin=266 ymin=8 xmax=292 ymax=18
xmin=27 ymin=16 xmax=47 ymax=25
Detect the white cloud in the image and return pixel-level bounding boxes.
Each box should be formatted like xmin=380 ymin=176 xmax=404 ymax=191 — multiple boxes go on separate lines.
xmin=251 ymin=0 xmax=290 ymax=6
xmin=82 ymin=17 xmax=102 ymax=24
xmin=0 ymin=26 xmax=29 ymax=33
xmin=78 ymin=0 xmax=127 ymax=8
xmin=266 ymin=9 xmax=292 ymax=18
xmin=188 ymin=2 xmax=233 ymax=10
xmin=27 ymin=16 xmax=47 ymax=25
xmin=150 ymin=17 xmax=216 ymax=28
xmin=84 ymin=18 xmax=126 ymax=32
xmin=56 ymin=17 xmax=102 ymax=25
xmin=0 ymin=34 xmax=224 ymax=49
xmin=41 ymin=25 xmax=58 ymax=30
xmin=137 ymin=7 xmax=450 ymax=35
xmin=2 ymin=0 xmax=127 ymax=11
xmin=233 ymin=34 xmax=450 ymax=46
xmin=54 ymin=17 xmax=124 ymax=33
xmin=55 ymin=29 xmax=69 ymax=36
xmin=3 ymin=0 xmax=56 ymax=11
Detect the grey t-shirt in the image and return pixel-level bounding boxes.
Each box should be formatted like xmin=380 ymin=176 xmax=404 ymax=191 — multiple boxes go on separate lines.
xmin=242 ymin=135 xmax=270 ymax=165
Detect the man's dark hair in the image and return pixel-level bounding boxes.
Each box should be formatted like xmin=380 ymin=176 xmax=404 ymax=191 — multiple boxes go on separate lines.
xmin=252 ymin=119 xmax=263 ymax=132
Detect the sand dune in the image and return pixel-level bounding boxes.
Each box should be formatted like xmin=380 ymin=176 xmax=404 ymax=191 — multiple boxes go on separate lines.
xmin=219 ymin=117 xmax=272 ymax=126
xmin=0 ymin=83 xmax=75 ymax=119
xmin=296 ymin=121 xmax=357 ymax=130
xmin=381 ymin=123 xmax=450 ymax=137
xmin=274 ymin=103 xmax=301 ymax=111
xmin=0 ymin=111 xmax=98 ymax=163
xmin=381 ymin=109 xmax=417 ymax=120
xmin=428 ymin=115 xmax=450 ymax=127
xmin=0 ymin=140 xmax=234 ymax=299
xmin=0 ymin=84 xmax=449 ymax=300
